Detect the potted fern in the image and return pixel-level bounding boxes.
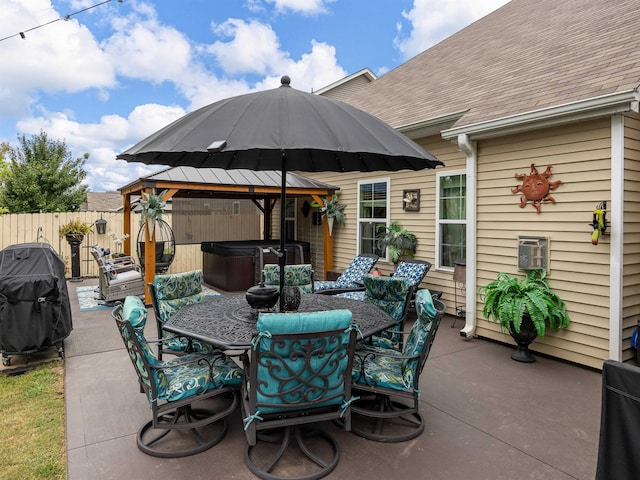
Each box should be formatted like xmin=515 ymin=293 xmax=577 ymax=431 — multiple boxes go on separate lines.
xmin=376 ymin=221 xmax=417 ymax=267
xmin=478 ymin=269 xmax=570 ymax=362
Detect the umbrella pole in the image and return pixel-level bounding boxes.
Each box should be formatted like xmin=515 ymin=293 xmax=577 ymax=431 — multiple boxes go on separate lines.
xmin=279 ymin=152 xmax=287 ymax=312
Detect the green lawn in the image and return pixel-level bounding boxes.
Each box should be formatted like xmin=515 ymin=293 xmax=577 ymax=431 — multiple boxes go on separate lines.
xmin=0 ymin=363 xmax=66 ymax=480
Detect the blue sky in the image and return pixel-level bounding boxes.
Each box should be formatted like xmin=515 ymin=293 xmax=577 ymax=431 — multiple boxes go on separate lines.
xmin=0 ymin=0 xmax=509 ymax=192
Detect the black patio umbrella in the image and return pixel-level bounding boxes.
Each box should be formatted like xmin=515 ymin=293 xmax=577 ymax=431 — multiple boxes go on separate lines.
xmin=118 ymin=76 xmax=443 ymax=309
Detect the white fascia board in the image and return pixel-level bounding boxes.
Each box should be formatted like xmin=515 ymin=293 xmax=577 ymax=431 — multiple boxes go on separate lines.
xmin=397 ymin=110 xmax=468 ymax=139
xmin=441 ymin=89 xmax=640 ymax=140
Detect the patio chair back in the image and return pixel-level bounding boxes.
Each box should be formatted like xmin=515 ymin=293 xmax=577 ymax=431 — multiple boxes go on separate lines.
xmin=241 ymin=309 xmax=358 ymax=478
xmin=149 ymin=270 xmax=213 ymax=360
xmin=362 ymin=274 xmax=412 ymax=346
xmin=393 ymin=259 xmax=431 ymax=288
xmin=262 ymin=263 xmax=314 ymax=293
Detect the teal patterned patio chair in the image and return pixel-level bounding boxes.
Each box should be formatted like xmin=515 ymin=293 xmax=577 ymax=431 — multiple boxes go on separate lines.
xmin=350 ymin=289 xmax=445 ymax=442
xmin=361 ymin=274 xmax=412 ymax=349
xmin=112 ymin=295 xmax=242 ymax=457
xmin=262 ymin=263 xmax=314 ymax=293
xmin=241 ymin=309 xmax=358 ymax=480
xmin=149 ymin=270 xmax=214 ymax=360
xmin=313 ymin=253 xmax=379 ymax=295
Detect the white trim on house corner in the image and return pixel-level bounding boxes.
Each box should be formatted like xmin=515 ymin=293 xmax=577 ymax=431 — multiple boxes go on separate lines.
xmin=441 ymin=89 xmax=640 ymax=140
xmin=313 ymin=68 xmax=377 ymax=95
xmin=610 ymin=114 xmax=625 ymax=361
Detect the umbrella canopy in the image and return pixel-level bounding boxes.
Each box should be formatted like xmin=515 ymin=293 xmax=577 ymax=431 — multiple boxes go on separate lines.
xmin=118 ymin=76 xmax=443 ymax=308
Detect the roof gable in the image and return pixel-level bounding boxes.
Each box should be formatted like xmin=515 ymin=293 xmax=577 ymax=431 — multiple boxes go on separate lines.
xmin=346 ymin=0 xmax=640 ymax=130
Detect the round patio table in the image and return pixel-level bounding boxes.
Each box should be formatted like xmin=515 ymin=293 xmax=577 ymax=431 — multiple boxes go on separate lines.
xmin=164 ymin=293 xmax=395 ymax=350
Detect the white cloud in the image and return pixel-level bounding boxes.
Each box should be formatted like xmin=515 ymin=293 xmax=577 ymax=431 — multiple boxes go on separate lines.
xmin=103 ymin=14 xmax=193 ymax=84
xmin=266 ymin=0 xmax=335 ymax=15
xmin=0 ymin=0 xmax=116 ymax=117
xmin=15 ymin=103 xmax=185 ymax=192
xmin=208 ymin=19 xmax=285 ymax=75
xmin=395 ymin=0 xmax=510 ymax=60
xmin=1 ymin=1 xmax=349 ymax=191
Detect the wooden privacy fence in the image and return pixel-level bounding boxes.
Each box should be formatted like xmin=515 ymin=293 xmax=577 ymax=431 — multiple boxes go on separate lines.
xmin=0 ymin=211 xmax=202 ymax=278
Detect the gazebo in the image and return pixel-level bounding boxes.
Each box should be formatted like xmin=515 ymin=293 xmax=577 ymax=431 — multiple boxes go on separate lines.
xmin=118 ymin=166 xmax=339 ymax=302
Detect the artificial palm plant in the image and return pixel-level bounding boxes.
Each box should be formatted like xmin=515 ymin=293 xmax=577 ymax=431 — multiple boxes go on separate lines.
xmin=376 ymin=221 xmax=417 ymax=266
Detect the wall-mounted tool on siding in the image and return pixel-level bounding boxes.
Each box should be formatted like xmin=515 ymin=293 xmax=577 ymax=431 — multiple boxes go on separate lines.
xmin=590 ymin=201 xmax=607 ymax=245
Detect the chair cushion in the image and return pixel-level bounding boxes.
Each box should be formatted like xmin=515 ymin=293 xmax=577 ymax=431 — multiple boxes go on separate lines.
xmin=393 ymin=261 xmax=430 ymax=287
xmin=156 ymin=353 xmax=243 ymax=403
xmin=336 ymin=255 xmax=377 ymax=287
xmin=334 ymin=290 xmax=366 ymax=301
xmin=352 ymin=345 xmax=410 ymax=391
xmin=123 ymin=295 xmax=147 ymax=330
xmin=158 ymin=292 xmax=205 ymax=324
xmin=154 ymin=270 xmax=203 ymax=301
xmin=253 ymin=310 xmax=353 ymax=414
xmin=402 ymin=289 xmax=438 ymax=381
xmin=109 ymin=269 xmax=142 ymax=285
xmin=363 ymin=275 xmax=411 ymax=322
xmin=263 ymin=264 xmax=314 ymax=293
xmin=257 ymin=309 xmax=352 ymax=334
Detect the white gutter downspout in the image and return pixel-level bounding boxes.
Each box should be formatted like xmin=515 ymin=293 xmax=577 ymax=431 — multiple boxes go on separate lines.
xmin=610 ymin=114 xmax=625 ymax=360
xmin=458 ymin=133 xmax=477 ymax=338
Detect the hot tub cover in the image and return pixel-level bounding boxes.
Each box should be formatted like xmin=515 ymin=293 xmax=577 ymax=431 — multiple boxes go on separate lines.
xmin=0 ymin=243 xmax=73 ymax=355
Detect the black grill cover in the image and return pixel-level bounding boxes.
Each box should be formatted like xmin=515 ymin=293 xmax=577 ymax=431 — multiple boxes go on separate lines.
xmin=596 ymin=360 xmax=640 ymax=480
xmin=0 ymin=243 xmax=72 ymax=355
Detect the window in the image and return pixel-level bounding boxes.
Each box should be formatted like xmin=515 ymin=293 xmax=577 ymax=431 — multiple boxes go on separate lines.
xmin=284 ymin=198 xmax=296 ymax=241
xmin=357 ymin=179 xmax=389 ymax=257
xmin=436 ymin=172 xmax=466 ymax=269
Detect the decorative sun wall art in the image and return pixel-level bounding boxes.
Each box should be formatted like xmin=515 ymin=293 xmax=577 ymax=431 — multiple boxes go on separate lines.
xmin=511 ymin=164 xmax=562 ymax=213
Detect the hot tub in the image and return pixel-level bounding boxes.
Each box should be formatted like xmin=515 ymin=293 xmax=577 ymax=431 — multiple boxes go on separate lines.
xmin=201 ymin=240 xmax=311 ymax=292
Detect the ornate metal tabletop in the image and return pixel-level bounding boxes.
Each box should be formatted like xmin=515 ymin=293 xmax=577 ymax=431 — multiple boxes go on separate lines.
xmin=164 ymin=293 xmax=395 ymax=350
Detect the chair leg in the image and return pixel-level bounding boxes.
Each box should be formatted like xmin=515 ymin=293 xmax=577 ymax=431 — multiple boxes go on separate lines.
xmin=350 ymin=394 xmax=425 ymax=443
xmin=137 ymin=391 xmax=237 ymax=458
xmin=245 ymin=426 xmax=340 ymax=480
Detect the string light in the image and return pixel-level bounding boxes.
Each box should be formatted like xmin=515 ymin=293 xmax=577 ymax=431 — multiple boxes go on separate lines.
xmin=0 ymin=0 xmax=123 ymax=43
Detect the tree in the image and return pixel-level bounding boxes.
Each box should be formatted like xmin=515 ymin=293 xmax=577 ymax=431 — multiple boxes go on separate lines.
xmin=0 ymin=131 xmax=89 ymax=213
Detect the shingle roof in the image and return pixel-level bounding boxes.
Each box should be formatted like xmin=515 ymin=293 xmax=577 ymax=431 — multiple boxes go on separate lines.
xmin=79 ymin=192 xmax=122 ymax=212
xmin=345 ymin=0 xmax=640 ymax=129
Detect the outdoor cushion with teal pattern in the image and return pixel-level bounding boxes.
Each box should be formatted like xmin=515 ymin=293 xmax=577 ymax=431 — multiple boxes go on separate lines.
xmin=352 ymin=289 xmax=438 ymax=391
xmin=120 ymin=295 xmax=242 ymax=405
xmin=313 ymin=254 xmax=378 ymax=291
xmin=251 ymin=309 xmax=353 ymax=414
xmin=262 ymin=264 xmax=314 ymax=293
xmin=153 ymin=270 xmax=214 ymax=354
xmin=361 ymin=274 xmax=411 ymax=345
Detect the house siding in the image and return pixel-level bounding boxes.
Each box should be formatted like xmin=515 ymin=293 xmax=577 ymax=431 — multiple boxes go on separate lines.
xmin=623 ymin=112 xmax=640 ymax=362
xmin=300 ymin=135 xmax=466 ymax=298
xmin=475 ymin=118 xmax=612 ymax=369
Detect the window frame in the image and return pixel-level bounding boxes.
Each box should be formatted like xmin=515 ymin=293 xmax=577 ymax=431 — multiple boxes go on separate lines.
xmin=435 ymin=170 xmax=467 ymax=271
xmin=356 ymin=177 xmax=390 ymax=259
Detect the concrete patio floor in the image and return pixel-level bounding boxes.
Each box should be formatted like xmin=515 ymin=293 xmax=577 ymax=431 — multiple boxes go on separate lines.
xmin=64 ymin=279 xmax=602 ymax=479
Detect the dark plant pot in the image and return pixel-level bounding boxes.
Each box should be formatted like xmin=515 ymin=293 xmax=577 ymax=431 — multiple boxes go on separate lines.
xmin=509 ymin=313 xmax=538 ymax=363
xmin=65 ymin=233 xmax=85 ymax=281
